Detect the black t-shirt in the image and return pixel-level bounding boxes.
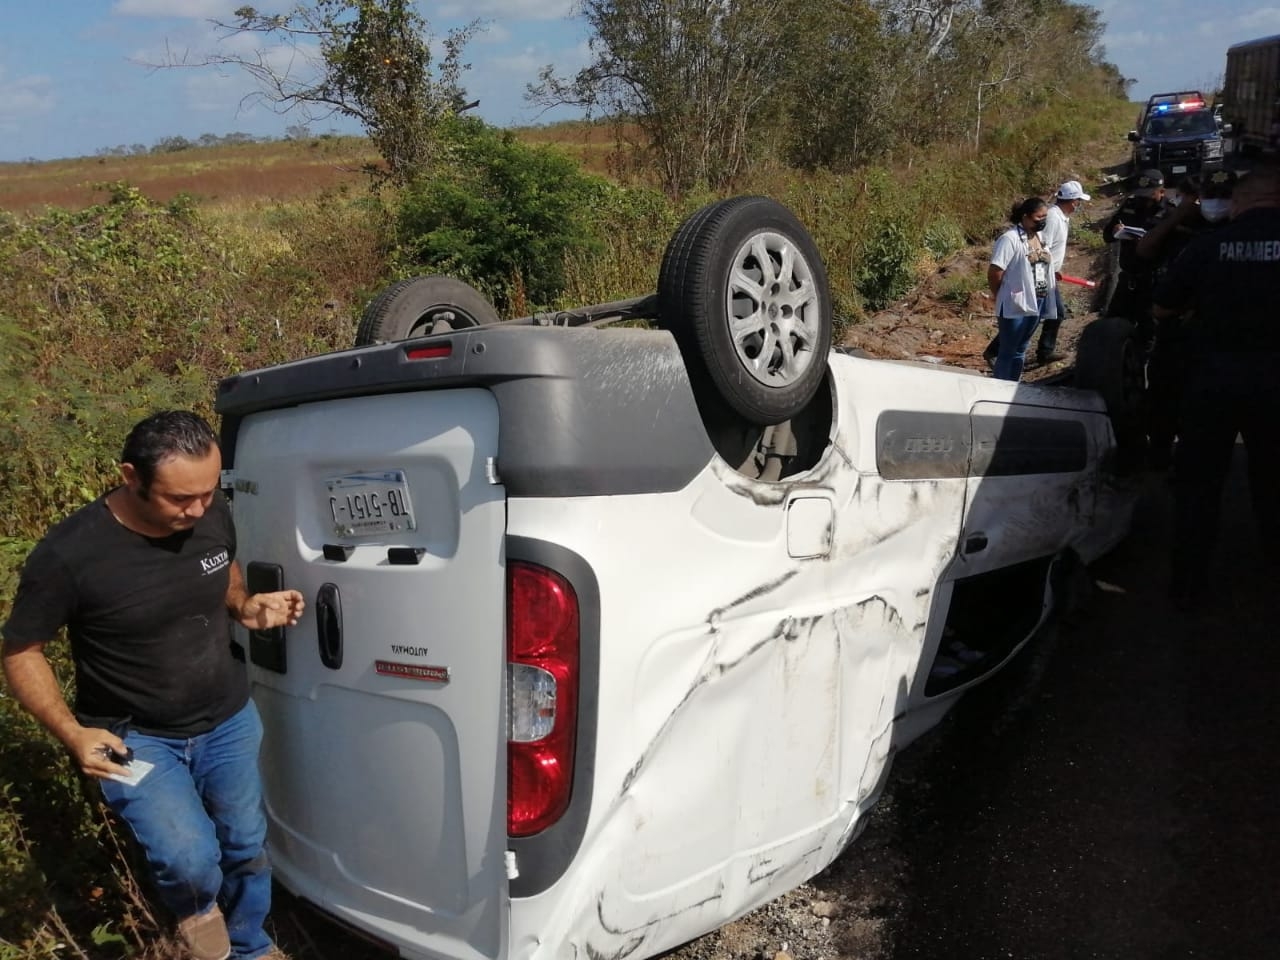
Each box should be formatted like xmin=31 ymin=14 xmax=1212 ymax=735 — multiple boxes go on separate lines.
xmin=1153 ymin=207 xmax=1280 ymax=355
xmin=1 ymin=490 xmax=248 ymax=737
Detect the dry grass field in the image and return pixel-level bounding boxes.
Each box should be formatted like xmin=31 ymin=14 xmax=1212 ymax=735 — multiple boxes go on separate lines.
xmin=0 ymin=121 xmax=624 ymax=213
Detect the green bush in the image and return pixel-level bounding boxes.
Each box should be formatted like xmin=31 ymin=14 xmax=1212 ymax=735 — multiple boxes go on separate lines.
xmin=394 ymin=119 xmax=608 ymax=312
xmin=923 ymin=219 xmax=967 ymax=260
xmin=939 ymin=269 xmax=988 ymax=305
xmin=856 ymin=218 xmax=917 ymax=310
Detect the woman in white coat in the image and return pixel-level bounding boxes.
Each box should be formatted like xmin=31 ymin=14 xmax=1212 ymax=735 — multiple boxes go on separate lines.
xmin=988 ymin=197 xmax=1058 ymax=381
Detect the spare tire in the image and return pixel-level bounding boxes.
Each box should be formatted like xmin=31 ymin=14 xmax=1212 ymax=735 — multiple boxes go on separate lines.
xmin=355 ymin=275 xmax=499 ymax=345
xmin=657 ymin=197 xmax=833 ymax=425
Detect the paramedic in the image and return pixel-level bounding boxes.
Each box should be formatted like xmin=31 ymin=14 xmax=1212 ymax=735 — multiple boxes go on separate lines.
xmin=1150 ymin=164 xmax=1280 ymax=602
xmin=987 ymin=197 xmax=1057 ymax=381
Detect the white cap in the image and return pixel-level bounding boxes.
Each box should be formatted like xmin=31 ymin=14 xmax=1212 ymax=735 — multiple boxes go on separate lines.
xmin=1057 ymin=180 xmax=1091 ymax=201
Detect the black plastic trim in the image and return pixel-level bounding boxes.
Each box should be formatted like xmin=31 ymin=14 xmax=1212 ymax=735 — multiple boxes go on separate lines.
xmin=876 ymin=411 xmax=1088 ymax=480
xmin=315 ymin=583 xmax=343 ymax=671
xmin=216 ymin=326 xmax=716 ymax=498
xmin=387 ymin=547 xmax=426 ymax=565
xmin=505 ymin=536 xmax=600 ymax=900
xmin=245 ymin=561 xmax=287 ymax=673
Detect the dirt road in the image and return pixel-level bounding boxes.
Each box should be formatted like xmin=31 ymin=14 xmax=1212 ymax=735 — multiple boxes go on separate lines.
xmin=873 ymin=449 xmax=1278 ymax=960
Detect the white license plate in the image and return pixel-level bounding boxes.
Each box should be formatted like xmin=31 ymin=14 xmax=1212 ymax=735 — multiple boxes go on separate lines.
xmin=325 ymin=470 xmax=417 ymax=537
xmin=1172 ymin=164 xmax=1188 ymax=173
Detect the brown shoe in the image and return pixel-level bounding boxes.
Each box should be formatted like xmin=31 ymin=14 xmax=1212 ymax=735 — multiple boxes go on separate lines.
xmin=176 ymin=905 xmax=231 ymax=960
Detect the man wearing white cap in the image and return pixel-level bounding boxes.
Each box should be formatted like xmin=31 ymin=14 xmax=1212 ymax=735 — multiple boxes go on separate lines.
xmin=1033 ymin=179 xmax=1090 ymax=364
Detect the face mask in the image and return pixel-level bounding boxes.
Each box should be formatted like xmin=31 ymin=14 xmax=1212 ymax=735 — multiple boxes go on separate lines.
xmin=1029 ymin=218 xmax=1048 ymax=232
xmin=1201 ymin=199 xmax=1231 ymax=222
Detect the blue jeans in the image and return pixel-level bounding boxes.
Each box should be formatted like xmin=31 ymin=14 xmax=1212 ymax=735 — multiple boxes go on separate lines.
xmin=100 ymin=700 xmax=273 ymax=959
xmin=1035 ymin=286 xmax=1066 ymax=358
xmin=993 ymin=313 xmax=1041 ymax=381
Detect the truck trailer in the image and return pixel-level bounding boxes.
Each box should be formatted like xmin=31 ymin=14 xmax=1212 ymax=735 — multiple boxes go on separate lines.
xmin=1223 ymin=33 xmax=1280 ymax=156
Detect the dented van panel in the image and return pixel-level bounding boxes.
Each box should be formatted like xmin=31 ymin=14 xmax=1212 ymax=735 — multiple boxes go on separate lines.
xmin=218 ymin=337 xmax=1135 ymax=960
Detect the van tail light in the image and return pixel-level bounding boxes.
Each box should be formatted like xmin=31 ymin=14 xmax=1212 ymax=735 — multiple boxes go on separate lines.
xmin=507 ymin=561 xmax=579 ymax=837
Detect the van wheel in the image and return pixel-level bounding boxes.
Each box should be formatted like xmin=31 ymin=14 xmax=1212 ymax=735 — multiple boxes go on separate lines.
xmin=1075 ymin=315 xmax=1146 ymax=465
xmin=355 ymin=276 xmax=499 ymax=345
xmin=657 ymin=196 xmax=833 ymax=425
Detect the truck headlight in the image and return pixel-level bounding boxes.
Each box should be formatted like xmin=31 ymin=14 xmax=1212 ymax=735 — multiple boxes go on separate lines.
xmin=1203 ymin=140 xmax=1223 ymax=159
xmin=1139 ymin=148 xmax=1154 ymax=161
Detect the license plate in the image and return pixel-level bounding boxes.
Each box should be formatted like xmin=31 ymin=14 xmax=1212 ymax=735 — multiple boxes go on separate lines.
xmin=325 ymin=470 xmax=417 ymax=537
xmin=1172 ymin=164 xmax=1187 ymax=173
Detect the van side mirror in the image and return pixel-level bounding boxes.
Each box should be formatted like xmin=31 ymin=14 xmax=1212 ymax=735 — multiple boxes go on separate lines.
xmin=1221 ymin=123 xmax=1233 ymax=135
xmin=1127 ymin=131 xmax=1139 ymax=142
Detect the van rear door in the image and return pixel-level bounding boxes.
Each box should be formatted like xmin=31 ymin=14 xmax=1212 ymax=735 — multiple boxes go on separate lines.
xmin=227 ymin=388 xmax=507 ymax=960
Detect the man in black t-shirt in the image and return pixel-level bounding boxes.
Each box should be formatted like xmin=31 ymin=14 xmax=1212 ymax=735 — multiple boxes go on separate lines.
xmin=1151 ymin=164 xmax=1280 ymax=605
xmin=1 ymin=411 xmax=304 ymax=960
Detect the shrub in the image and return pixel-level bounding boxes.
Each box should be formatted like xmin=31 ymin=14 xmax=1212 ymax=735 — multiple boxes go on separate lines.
xmin=939 ymin=269 xmax=989 ymax=306
xmin=923 ymin=219 xmax=967 ymax=260
xmin=394 ymin=119 xmax=608 ymax=312
xmin=856 ymin=218 xmax=917 ymax=310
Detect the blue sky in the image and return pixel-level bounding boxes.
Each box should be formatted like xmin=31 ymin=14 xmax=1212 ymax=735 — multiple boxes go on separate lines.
xmin=1 ymin=0 xmax=1278 ymax=162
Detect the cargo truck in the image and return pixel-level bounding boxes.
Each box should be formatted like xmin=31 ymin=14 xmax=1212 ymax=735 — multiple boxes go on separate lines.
xmin=1223 ymin=33 xmax=1280 ymax=156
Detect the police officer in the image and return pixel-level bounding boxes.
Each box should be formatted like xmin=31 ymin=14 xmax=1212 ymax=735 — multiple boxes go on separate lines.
xmin=1101 ymin=168 xmax=1166 ymax=336
xmin=1150 ymin=162 xmax=1280 ymax=604
xmin=1141 ymin=170 xmax=1237 ymax=468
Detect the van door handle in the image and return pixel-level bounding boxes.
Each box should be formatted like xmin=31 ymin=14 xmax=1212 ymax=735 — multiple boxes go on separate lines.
xmin=964 ymin=534 xmax=989 ymax=554
xmin=316 ymin=583 xmax=343 ymax=670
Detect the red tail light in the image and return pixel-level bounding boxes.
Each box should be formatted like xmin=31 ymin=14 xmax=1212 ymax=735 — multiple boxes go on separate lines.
xmin=405 ymin=342 xmax=453 ymax=360
xmin=507 ymin=561 xmax=579 ymax=837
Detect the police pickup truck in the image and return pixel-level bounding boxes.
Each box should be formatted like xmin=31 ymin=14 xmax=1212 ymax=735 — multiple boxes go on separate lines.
xmin=1129 ymin=91 xmax=1227 ymax=184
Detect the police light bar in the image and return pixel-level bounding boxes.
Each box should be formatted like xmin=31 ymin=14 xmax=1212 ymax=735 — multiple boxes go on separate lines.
xmin=1155 ymin=99 xmax=1205 ymax=113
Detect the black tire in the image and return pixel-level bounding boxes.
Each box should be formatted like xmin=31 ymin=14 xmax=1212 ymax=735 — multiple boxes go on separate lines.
xmin=657 ymin=196 xmax=833 ymax=426
xmin=355 ymin=276 xmax=499 ymax=346
xmin=1074 ymin=315 xmax=1147 ymax=466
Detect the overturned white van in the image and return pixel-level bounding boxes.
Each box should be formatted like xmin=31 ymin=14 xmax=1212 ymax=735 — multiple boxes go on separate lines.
xmin=215 ymin=197 xmax=1138 ymax=960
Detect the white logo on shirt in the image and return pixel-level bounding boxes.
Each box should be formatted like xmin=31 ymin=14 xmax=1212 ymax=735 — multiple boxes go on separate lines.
xmin=200 ymin=549 xmax=230 ymax=576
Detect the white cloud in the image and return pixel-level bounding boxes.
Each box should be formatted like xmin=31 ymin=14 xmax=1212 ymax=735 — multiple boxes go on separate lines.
xmin=1103 ymin=29 xmax=1164 ymax=53
xmin=0 ymin=68 xmax=56 ymax=123
xmin=112 ymin=0 xmax=242 ymax=18
xmin=434 ymin=0 xmax=575 ymax=22
xmin=1236 ymin=8 xmax=1280 ymax=34
xmin=480 ymin=22 xmax=512 ymax=44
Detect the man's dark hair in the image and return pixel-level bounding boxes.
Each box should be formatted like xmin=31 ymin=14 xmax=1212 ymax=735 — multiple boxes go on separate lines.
xmin=121 ymin=411 xmax=219 ymax=497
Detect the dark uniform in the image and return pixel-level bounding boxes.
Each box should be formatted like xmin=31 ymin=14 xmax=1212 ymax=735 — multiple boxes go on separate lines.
xmin=1151 ymin=186 xmax=1280 ymax=597
xmin=1101 ymin=170 xmax=1166 ymax=335
xmin=1140 ymin=176 xmax=1231 ymax=467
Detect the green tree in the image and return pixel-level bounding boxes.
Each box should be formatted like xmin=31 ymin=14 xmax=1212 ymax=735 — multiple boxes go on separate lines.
xmin=394 ymin=118 xmax=605 ymax=311
xmin=153 ymin=1 xmax=479 ymax=182
xmin=528 ymin=0 xmax=802 ymax=196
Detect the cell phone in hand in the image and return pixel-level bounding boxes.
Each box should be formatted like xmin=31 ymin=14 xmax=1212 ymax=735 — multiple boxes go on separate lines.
xmin=106 ymin=758 xmax=154 ymax=787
